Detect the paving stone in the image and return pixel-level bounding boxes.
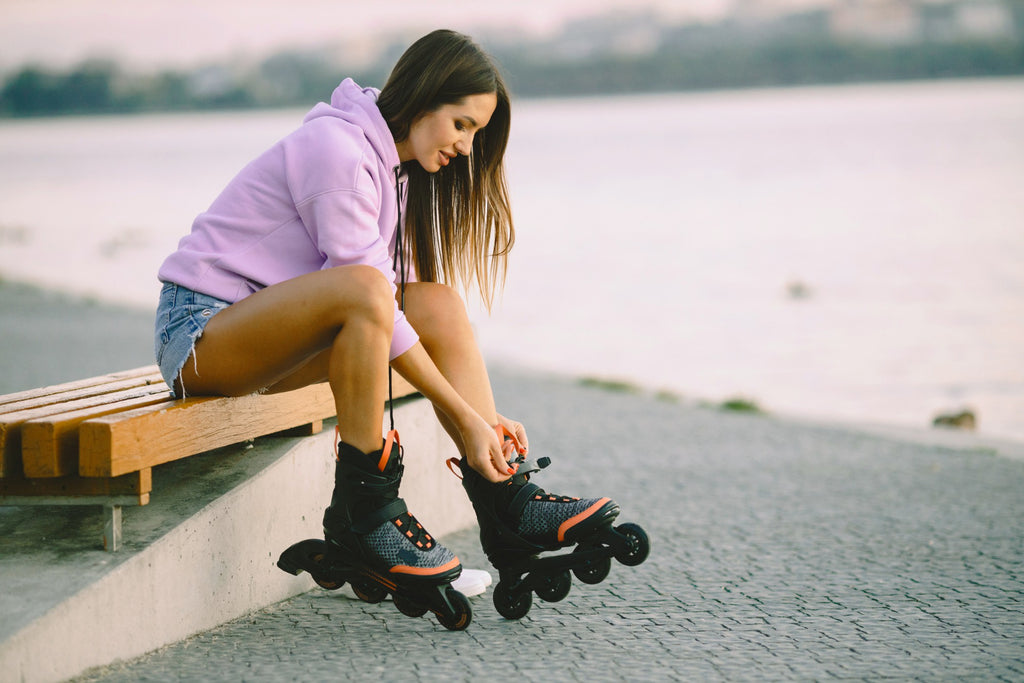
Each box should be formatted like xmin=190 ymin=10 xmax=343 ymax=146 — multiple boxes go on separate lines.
xmin=71 ymin=369 xmax=1024 ymax=682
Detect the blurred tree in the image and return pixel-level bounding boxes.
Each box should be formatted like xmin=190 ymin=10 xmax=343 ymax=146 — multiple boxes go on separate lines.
xmin=1 ymin=66 xmax=63 ymax=115
xmin=62 ymin=60 xmax=117 ymax=112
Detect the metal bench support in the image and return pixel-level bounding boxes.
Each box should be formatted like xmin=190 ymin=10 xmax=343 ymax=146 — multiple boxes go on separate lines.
xmin=104 ymin=505 xmax=122 ymax=551
xmin=0 ymin=495 xmax=142 ymax=551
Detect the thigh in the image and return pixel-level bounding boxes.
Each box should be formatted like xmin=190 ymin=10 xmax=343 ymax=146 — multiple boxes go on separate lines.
xmin=181 ymin=265 xmax=393 ymax=396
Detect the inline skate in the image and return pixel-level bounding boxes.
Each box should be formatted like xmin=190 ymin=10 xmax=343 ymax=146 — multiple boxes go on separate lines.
xmin=278 ymin=431 xmax=472 ymax=631
xmin=454 ymin=426 xmax=650 ymax=619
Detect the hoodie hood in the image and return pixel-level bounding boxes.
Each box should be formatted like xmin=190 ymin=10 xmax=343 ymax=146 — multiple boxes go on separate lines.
xmin=303 ymin=78 xmax=401 ymax=176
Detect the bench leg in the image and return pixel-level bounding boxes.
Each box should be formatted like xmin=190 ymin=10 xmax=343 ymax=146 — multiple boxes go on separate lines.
xmin=103 ymin=505 xmax=122 ymax=551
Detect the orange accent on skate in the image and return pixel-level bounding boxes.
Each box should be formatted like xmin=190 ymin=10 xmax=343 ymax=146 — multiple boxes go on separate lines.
xmin=389 ymin=556 xmax=462 ymax=577
xmin=362 ymin=568 xmax=397 ymax=591
xmin=379 ymin=430 xmax=399 ymax=472
xmin=446 ymin=457 xmax=463 ymax=479
xmin=557 ymin=497 xmax=611 ymax=543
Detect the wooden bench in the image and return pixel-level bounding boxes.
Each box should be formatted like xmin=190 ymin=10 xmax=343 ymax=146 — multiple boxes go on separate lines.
xmin=0 ymin=365 xmax=416 ymax=550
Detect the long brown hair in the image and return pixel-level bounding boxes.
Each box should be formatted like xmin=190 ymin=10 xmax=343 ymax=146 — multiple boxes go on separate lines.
xmin=377 ymin=30 xmax=514 ymax=309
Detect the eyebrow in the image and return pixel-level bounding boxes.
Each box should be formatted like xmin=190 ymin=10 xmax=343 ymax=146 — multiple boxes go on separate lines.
xmin=463 ymin=116 xmax=479 ymax=128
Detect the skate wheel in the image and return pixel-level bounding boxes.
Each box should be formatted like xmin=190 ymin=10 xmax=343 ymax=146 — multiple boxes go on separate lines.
xmin=352 ymin=578 xmax=388 ymax=604
xmin=308 ymin=549 xmax=345 ymax=590
xmin=614 ymin=523 xmax=650 ymax=567
xmin=534 ymin=570 xmax=572 ymax=603
xmin=277 ymin=540 xmax=344 ymax=590
xmin=313 ymin=574 xmax=345 ymax=591
xmin=573 ymin=551 xmax=612 ymax=585
xmin=436 ymin=587 xmax=472 ymax=631
xmin=393 ymin=594 xmax=429 ymax=618
xmin=493 ymin=581 xmax=532 ymax=620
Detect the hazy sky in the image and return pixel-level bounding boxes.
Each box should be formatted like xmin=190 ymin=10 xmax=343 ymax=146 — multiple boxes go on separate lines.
xmin=0 ymin=0 xmax=827 ymax=71
xmin=0 ymin=0 xmax=714 ymax=69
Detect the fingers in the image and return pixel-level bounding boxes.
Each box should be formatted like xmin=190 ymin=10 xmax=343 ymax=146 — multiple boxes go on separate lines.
xmin=496 ymin=413 xmax=529 ymax=455
xmin=493 ymin=441 xmax=514 ymax=479
xmin=468 ymin=444 xmax=510 ymax=483
xmin=511 ymin=421 xmax=529 ymax=454
xmin=462 ymin=420 xmax=513 ymax=483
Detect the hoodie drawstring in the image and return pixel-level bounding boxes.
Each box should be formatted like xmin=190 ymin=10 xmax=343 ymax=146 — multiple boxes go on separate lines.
xmin=386 ymin=167 xmax=407 ymax=434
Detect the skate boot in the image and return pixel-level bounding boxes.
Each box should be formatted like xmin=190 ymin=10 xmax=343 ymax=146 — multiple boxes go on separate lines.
xmin=277 ymin=432 xmax=472 ymax=631
xmin=454 ymin=426 xmax=650 ymax=620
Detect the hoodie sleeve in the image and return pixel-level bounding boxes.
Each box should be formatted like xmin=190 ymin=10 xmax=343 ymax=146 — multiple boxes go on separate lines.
xmin=286 ymin=122 xmax=419 ymax=360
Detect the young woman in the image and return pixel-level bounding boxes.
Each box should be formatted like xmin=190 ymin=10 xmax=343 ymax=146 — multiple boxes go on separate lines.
xmin=155 ymin=30 xmax=638 ymax=629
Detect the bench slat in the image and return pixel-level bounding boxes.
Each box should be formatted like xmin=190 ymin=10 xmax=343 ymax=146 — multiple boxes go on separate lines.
xmin=0 ymin=366 xmax=162 ymax=409
xmin=0 ymin=468 xmax=151 ymax=505
xmin=0 ymin=372 xmax=164 ymax=416
xmin=79 ymin=384 xmax=338 ymax=477
xmin=0 ymin=384 xmax=171 ymax=477
xmin=22 ymin=393 xmax=176 ymax=478
xmin=79 ymin=374 xmax=418 ymax=478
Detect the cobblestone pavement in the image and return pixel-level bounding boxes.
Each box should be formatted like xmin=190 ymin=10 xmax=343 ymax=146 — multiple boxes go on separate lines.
xmin=75 ymin=369 xmax=1024 ymax=682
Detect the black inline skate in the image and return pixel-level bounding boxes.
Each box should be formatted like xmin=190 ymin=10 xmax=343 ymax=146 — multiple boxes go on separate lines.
xmin=454 ymin=426 xmax=650 ymax=619
xmin=278 ymin=431 xmax=472 ymax=631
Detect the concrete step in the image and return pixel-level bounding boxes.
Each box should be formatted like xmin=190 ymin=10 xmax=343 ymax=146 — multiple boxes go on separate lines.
xmin=0 ymin=397 xmax=474 ymax=683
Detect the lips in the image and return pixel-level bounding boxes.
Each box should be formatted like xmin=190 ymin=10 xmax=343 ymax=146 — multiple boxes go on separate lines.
xmin=438 ymin=151 xmax=454 ymax=167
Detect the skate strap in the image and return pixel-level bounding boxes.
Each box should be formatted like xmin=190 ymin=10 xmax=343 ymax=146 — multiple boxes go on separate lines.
xmin=445 ymin=457 xmax=463 ymax=480
xmin=509 ymin=482 xmax=544 ymax=518
xmin=380 ymin=429 xmax=400 ymax=472
xmin=333 ymin=427 xmax=400 ymax=474
xmin=445 ymin=453 xmax=550 ymax=481
xmin=351 ymin=498 xmax=408 ymax=535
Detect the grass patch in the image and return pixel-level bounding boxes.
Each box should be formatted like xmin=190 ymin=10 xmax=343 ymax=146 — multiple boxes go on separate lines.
xmin=578 ymin=377 xmax=641 ymax=394
xmin=718 ymin=397 xmax=764 ymax=414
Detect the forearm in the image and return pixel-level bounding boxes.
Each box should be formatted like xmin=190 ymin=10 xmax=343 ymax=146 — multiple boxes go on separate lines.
xmin=390 ymin=341 xmax=478 ymax=432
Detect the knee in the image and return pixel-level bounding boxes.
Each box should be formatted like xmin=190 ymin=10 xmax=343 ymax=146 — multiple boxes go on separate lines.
xmin=333 ymin=265 xmax=395 ymax=331
xmin=403 ymin=283 xmax=471 ymax=343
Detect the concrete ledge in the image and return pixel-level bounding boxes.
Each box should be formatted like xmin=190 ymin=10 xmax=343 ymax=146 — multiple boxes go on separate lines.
xmin=0 ymin=397 xmax=472 ymax=683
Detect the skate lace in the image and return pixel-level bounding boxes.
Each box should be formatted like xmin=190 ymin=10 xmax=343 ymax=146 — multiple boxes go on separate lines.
xmin=391 ymin=511 xmax=436 ymax=550
xmin=532 ymin=492 xmax=581 ymax=503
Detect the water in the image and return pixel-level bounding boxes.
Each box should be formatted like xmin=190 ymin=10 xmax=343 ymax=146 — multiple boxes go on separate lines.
xmin=1 ymin=78 xmax=1022 ymax=441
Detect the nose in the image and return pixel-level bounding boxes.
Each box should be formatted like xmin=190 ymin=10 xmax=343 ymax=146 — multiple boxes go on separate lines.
xmin=454 ymin=132 xmax=474 ymax=156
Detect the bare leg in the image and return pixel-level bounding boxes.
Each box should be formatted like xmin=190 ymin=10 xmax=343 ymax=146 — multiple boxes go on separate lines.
xmin=177 ymin=265 xmax=394 ymax=454
xmin=400 ymin=282 xmax=498 ymax=456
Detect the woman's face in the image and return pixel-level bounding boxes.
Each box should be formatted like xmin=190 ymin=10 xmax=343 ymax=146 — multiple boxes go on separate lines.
xmin=397 ymin=92 xmax=498 ymax=173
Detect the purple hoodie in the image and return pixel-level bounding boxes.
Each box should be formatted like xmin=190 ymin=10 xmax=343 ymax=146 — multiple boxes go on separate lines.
xmin=158 ymin=78 xmax=418 ymax=359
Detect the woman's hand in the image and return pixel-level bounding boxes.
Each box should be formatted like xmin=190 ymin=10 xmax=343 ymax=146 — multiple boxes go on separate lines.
xmin=496 ymin=413 xmax=529 ymax=456
xmin=460 ymin=415 xmax=513 ymax=483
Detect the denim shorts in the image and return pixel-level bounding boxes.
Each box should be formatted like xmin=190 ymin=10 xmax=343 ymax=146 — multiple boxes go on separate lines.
xmin=154 ymin=282 xmax=231 ymax=397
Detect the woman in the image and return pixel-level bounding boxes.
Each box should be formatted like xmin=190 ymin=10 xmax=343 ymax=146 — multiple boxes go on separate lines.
xmin=155 ymin=30 xmax=628 ymax=627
